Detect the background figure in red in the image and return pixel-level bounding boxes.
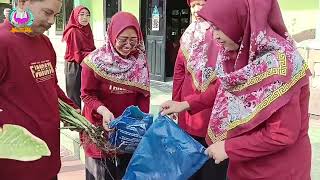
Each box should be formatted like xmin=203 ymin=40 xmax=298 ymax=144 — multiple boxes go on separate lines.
xmin=170 ymin=0 xmax=228 ymax=179
xmin=63 ymin=5 xmax=96 ymax=108
xmin=80 ymin=12 xmax=150 ymax=180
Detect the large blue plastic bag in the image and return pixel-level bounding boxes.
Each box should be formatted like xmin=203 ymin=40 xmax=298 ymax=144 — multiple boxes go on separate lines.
xmin=123 ymin=115 xmax=209 ymax=180
xmin=108 ymin=106 xmax=153 ymax=153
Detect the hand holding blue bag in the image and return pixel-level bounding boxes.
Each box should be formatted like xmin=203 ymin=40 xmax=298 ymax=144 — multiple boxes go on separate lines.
xmin=123 ymin=115 xmax=209 ymax=180
xmin=108 ymin=106 xmax=153 ymax=153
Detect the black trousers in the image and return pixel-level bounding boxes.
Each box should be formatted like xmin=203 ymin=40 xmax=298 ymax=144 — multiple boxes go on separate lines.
xmin=85 ymin=154 xmax=132 ymax=180
xmin=65 ymin=61 xmax=82 ymax=108
xmin=189 ymin=136 xmax=229 ymax=180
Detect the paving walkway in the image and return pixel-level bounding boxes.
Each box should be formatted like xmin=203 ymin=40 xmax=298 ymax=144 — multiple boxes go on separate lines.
xmin=58 ymin=146 xmax=85 ymax=180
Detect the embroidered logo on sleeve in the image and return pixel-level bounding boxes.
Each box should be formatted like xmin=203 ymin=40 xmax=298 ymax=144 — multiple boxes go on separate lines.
xmin=29 ymin=60 xmax=55 ymax=83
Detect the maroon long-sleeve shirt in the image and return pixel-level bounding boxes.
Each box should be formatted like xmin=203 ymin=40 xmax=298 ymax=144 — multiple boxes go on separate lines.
xmin=225 ymin=85 xmax=311 ymax=180
xmin=0 ymin=23 xmax=77 ymax=180
xmin=80 ymin=65 xmax=150 ymax=158
xmin=64 ymin=28 xmax=95 ymax=63
xmin=186 ymin=80 xmax=312 ymax=179
xmin=172 ymin=49 xmax=220 ymax=137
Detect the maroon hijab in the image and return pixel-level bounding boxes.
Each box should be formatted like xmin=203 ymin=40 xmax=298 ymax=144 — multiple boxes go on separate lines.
xmin=199 ymin=0 xmax=310 ymax=144
xmin=62 ymin=5 xmax=93 ymax=43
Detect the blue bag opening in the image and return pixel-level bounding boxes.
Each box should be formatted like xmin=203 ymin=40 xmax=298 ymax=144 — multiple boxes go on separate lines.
xmin=123 ymin=115 xmax=209 ymax=180
xmin=108 ymin=106 xmax=153 ymax=153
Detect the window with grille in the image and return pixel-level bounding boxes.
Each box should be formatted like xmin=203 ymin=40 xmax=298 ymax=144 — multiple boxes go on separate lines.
xmin=55 ymin=0 xmax=74 ymax=35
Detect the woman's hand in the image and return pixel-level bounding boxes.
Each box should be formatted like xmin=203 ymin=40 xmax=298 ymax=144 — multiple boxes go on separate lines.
xmin=97 ymin=106 xmax=115 ymax=131
xmin=160 ymin=100 xmax=190 ymax=115
xmin=205 ymin=141 xmax=228 ymax=164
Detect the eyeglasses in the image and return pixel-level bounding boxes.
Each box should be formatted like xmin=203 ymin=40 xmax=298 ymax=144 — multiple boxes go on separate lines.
xmin=116 ymin=37 xmax=138 ymax=47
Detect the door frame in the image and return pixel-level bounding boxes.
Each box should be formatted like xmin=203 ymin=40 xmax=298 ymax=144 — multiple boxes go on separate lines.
xmin=141 ymin=0 xmax=167 ymax=81
xmin=139 ymin=0 xmax=147 ymax=41
xmin=103 ymin=0 xmax=121 ymax=32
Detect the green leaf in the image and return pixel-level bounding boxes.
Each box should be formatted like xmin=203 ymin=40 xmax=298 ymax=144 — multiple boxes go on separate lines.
xmin=0 ymin=124 xmax=51 ymax=161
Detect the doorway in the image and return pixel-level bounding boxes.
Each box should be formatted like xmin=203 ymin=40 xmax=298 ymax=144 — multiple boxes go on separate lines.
xmin=105 ymin=0 xmax=121 ymax=28
xmin=142 ymin=0 xmax=166 ymax=81
xmin=141 ymin=0 xmax=190 ymax=81
xmin=165 ymin=0 xmax=190 ymax=78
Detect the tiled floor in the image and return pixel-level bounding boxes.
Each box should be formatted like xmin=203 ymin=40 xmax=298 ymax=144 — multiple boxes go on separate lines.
xmin=58 ymin=147 xmax=85 ymax=180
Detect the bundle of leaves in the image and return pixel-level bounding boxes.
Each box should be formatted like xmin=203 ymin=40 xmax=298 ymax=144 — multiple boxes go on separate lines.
xmin=59 ymin=99 xmax=114 ymax=153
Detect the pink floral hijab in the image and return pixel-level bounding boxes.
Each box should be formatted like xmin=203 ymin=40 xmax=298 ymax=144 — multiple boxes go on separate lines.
xmin=198 ymin=0 xmax=310 ymax=144
xmin=83 ymin=12 xmax=150 ymax=95
xmin=180 ymin=0 xmax=217 ymax=92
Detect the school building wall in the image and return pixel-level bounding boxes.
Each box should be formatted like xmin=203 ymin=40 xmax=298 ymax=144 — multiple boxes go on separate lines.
xmin=73 ymin=0 xmax=140 ymax=43
xmin=0 ymin=0 xmax=10 ymax=3
xmin=279 ymin=0 xmax=320 ymax=39
xmin=121 ymin=0 xmax=140 ymax=21
xmin=279 ymin=0 xmax=319 ymax=10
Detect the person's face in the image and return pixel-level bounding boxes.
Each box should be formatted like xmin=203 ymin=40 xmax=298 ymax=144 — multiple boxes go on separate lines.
xmin=21 ymin=0 xmax=62 ymax=35
xmin=78 ymin=8 xmax=90 ymax=26
xmin=190 ymin=0 xmax=206 ymax=21
xmin=213 ymin=28 xmax=240 ymax=51
xmin=115 ymin=28 xmax=138 ymax=57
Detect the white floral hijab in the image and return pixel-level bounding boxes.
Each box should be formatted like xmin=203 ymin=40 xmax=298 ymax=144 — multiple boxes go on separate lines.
xmin=180 ymin=18 xmax=217 ymax=92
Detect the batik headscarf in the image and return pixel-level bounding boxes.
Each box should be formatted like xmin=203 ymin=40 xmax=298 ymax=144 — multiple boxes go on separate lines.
xmin=180 ymin=0 xmax=217 ymax=92
xmin=198 ymin=0 xmax=310 ymax=144
xmin=83 ymin=12 xmax=150 ymax=95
